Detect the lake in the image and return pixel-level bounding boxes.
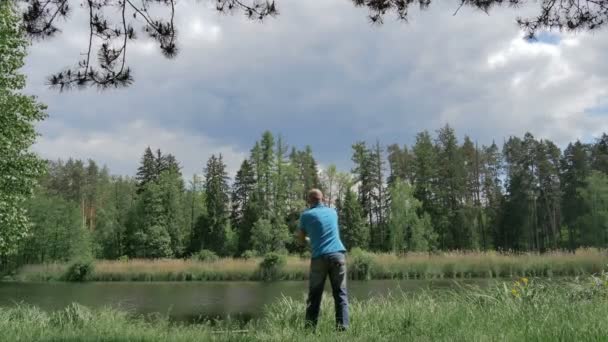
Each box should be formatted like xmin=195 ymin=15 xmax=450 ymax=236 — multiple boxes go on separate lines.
xmin=0 ymin=279 xmax=495 ymax=323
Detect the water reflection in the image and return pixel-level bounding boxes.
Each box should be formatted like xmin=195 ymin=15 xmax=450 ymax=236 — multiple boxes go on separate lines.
xmin=0 ymin=279 xmax=493 ymax=323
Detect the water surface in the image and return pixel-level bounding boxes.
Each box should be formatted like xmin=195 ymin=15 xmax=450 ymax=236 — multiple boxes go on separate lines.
xmin=0 ymin=279 xmax=494 ymax=322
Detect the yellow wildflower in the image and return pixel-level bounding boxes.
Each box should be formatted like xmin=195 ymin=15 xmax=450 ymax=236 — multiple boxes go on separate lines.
xmin=521 ymin=277 xmax=529 ymax=286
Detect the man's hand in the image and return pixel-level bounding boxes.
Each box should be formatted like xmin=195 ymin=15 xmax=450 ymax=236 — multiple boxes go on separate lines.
xmin=296 ymin=229 xmax=309 ymax=246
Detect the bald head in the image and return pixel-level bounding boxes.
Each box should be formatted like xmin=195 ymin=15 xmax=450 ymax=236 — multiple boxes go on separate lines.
xmin=308 ymin=189 xmax=323 ymax=206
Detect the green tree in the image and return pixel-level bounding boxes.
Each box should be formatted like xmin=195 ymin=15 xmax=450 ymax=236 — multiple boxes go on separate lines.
xmin=135 ymin=147 xmax=157 ymax=193
xmin=591 ymin=134 xmax=608 ymax=174
xmin=560 ymin=141 xmax=591 ymax=250
xmin=576 ymin=171 xmax=608 ymax=247
xmin=352 ymin=142 xmax=374 ymax=230
xmin=22 ymin=192 xmax=91 ymax=263
xmin=321 ymin=164 xmax=338 ymax=207
xmin=158 ymin=170 xmax=187 ymax=256
xmin=291 ymin=145 xmax=321 ymax=201
xmin=387 ymin=143 xmax=412 ymax=185
xmin=231 ymin=160 xmax=256 ymax=254
xmin=434 ymin=125 xmax=467 ymax=249
xmin=198 ymin=154 xmax=232 ymax=255
xmin=534 ymin=139 xmax=562 ymax=251
xmin=461 ymin=137 xmax=483 ymax=250
xmin=370 ymin=141 xmax=388 ymax=250
xmin=250 ymin=218 xmax=289 ymax=254
xmin=387 ymin=180 xmax=436 ymax=253
xmin=481 ymin=142 xmax=503 ymax=250
xmin=0 ymin=1 xmax=47 ymax=257
xmin=336 ymin=188 xmax=369 ymax=250
xmin=412 ymin=131 xmax=437 ymax=223
xmin=127 ymin=180 xmax=173 ymax=258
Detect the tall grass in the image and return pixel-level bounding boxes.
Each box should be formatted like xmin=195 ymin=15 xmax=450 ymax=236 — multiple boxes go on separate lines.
xmin=12 ymin=248 xmax=607 ymax=282
xmin=2 ymin=277 xmax=608 ymax=341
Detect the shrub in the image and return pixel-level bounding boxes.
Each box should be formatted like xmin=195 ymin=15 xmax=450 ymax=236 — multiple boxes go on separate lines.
xmin=299 ymin=250 xmax=311 ymax=259
xmin=64 ymin=259 xmax=95 ymax=282
xmin=193 ymin=250 xmax=219 ymax=262
xmin=258 ymin=252 xmax=286 ymax=281
xmin=241 ymin=250 xmax=258 ymax=260
xmin=350 ymin=247 xmax=374 ymax=280
xmin=118 ymin=255 xmax=129 ymax=262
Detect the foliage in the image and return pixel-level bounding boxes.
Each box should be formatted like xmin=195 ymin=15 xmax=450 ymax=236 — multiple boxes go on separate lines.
xmin=193 ymin=249 xmax=219 ymax=262
xmin=6 ymin=126 xmax=608 ymax=263
xmin=251 ymin=218 xmax=289 ymax=255
xmin=241 ymin=250 xmax=259 ymax=260
xmin=576 ymin=171 xmax=608 ymax=246
xmin=63 ymin=259 xmax=94 ymax=282
xmin=349 ymin=247 xmax=374 ymax=280
xmin=258 ymin=252 xmax=286 ymax=281
xmin=20 ymin=192 xmax=91 ymax=263
xmin=337 ymin=188 xmax=369 ymax=250
xmin=387 ymin=180 xmax=436 ymax=253
xmin=0 ymin=1 xmax=47 ymax=257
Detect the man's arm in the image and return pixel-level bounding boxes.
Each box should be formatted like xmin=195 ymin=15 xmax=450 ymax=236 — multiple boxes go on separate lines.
xmin=296 ymin=229 xmax=308 ymax=246
xmin=296 ymin=213 xmax=310 ymax=246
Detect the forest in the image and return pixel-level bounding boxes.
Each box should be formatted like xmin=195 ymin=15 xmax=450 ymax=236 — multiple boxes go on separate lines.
xmin=10 ymin=128 xmax=608 ymax=264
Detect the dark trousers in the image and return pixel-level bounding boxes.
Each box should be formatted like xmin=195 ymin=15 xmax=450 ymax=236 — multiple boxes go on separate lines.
xmin=305 ymin=252 xmax=349 ymax=330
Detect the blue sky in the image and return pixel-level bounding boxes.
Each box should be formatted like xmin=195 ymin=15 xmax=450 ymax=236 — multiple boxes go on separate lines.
xmin=23 ymin=0 xmax=608 ymax=178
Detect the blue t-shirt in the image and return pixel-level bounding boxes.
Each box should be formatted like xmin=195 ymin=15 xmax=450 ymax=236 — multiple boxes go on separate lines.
xmin=298 ymin=204 xmax=346 ymax=258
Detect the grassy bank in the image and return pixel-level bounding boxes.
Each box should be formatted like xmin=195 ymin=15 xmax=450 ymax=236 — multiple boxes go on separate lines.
xmin=3 ymin=277 xmax=608 ymax=341
xmin=11 ymin=249 xmax=607 ymax=282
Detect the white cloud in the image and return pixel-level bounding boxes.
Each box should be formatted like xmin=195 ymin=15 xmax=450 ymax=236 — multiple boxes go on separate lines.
xmin=34 ymin=120 xmax=246 ymax=178
xmin=22 ymin=0 xmax=608 ymax=175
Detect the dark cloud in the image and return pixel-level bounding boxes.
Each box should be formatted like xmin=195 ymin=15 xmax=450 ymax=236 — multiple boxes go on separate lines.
xmin=23 ymin=0 xmax=608 ymax=177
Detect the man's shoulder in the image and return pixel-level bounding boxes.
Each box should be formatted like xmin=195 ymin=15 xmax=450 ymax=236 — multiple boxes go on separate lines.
xmin=302 ymin=205 xmax=336 ymax=218
xmin=312 ymin=206 xmax=337 ymax=217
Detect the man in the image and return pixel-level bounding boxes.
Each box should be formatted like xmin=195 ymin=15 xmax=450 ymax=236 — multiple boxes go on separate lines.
xmin=296 ymin=189 xmax=349 ymax=331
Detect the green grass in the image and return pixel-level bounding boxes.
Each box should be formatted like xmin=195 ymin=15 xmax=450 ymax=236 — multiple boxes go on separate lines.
xmin=2 ymin=277 xmax=608 ymax=341
xmin=11 ymin=248 xmax=608 ymax=282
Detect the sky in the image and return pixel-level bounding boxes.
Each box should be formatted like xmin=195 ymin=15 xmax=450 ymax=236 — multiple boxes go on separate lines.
xmin=22 ymin=0 xmax=608 ymax=178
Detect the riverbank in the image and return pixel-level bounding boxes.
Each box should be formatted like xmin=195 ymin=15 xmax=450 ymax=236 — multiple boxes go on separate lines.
xmin=2 ymin=277 xmax=608 ymax=341
xmin=10 ymin=249 xmax=607 ymax=282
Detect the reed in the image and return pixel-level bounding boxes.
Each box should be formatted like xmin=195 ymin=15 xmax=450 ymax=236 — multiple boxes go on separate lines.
xmin=12 ymin=249 xmax=607 ymax=282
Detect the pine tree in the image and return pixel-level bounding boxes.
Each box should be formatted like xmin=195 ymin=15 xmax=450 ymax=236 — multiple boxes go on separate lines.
xmin=591 ymin=133 xmax=608 ymax=174
xmin=199 ymin=154 xmax=231 ymax=255
xmin=231 ymin=160 xmax=256 ymax=253
xmin=136 ymin=147 xmax=157 ymax=193
xmin=273 ymin=135 xmax=289 ymax=219
xmin=434 ymin=125 xmax=467 ymax=249
xmin=158 ymin=169 xmax=186 ymax=256
xmin=534 ymin=139 xmax=562 ymax=251
xmin=412 ymin=131 xmax=437 ymax=222
xmin=337 ymin=188 xmax=369 ymax=250
xmin=291 ymin=146 xmax=321 ymax=200
xmin=128 ymin=180 xmax=172 ymax=258
xmin=351 ymin=142 xmax=374 ymax=230
xmin=370 ymin=141 xmax=388 ymax=250
xmin=84 ymin=160 xmax=99 ymax=231
xmin=302 ymin=146 xmax=321 ymax=192
xmin=387 ymin=144 xmax=412 ymax=185
xmin=462 ymin=136 xmax=483 ymax=250
xmin=481 ymin=142 xmax=503 ymax=250
xmin=260 ymin=132 xmax=275 ymax=210
xmin=561 ymin=141 xmax=591 ymax=250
